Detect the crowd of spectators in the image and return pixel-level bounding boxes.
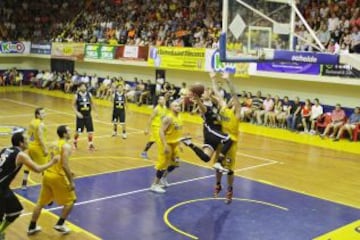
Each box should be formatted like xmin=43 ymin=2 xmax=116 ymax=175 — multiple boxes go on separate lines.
xmin=1 ymin=0 xmax=358 ymax=52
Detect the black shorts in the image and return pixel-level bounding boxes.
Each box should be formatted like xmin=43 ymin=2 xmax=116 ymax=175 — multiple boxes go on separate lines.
xmin=112 ymin=109 xmax=125 ymax=123
xmin=76 ymin=115 xmax=94 ymax=133
xmin=0 ymin=187 xmax=23 ymax=217
xmin=203 ymin=125 xmax=230 ymax=151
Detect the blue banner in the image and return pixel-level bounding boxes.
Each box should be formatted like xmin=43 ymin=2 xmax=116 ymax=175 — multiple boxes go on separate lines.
xmin=273 ymin=50 xmax=339 ymax=65
xmin=30 ymin=43 xmax=51 ymax=54
xmin=257 ymin=62 xmax=320 ymax=75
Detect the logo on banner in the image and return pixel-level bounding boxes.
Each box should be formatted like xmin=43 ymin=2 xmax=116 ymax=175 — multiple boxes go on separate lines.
xmin=1 ymin=42 xmax=25 ymax=53
xmin=211 ymin=50 xmax=236 ymax=73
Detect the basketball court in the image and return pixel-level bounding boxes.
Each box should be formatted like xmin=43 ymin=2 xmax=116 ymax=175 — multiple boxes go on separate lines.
xmin=1 ymin=87 xmax=359 ymax=240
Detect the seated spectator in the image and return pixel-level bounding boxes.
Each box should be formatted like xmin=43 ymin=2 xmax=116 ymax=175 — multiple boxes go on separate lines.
xmin=178 ymin=82 xmax=191 ymax=112
xmin=257 ymin=94 xmax=274 ymax=126
xmin=350 ymin=26 xmax=360 ymax=53
xmin=250 ymin=91 xmax=263 ymax=124
xmin=287 ymin=97 xmax=302 ymax=131
xmin=97 ymin=75 xmax=111 ymax=99
xmin=138 ymin=80 xmax=152 ymax=106
xmin=268 ymin=95 xmax=281 ymax=127
xmin=64 ymin=72 xmax=73 ymax=93
xmin=309 ymin=98 xmax=323 ymax=134
xmin=15 ymin=72 xmax=23 ymax=86
xmin=320 ymin=103 xmax=346 ymax=139
xmin=241 ymin=92 xmax=253 ymax=121
xmin=276 ymin=96 xmax=291 ymax=128
xmin=301 ymin=99 xmax=312 ymax=133
xmin=327 ymin=39 xmax=340 ymax=54
xmin=0 ymin=74 xmax=4 ymax=86
xmin=334 ymin=106 xmax=360 ymax=141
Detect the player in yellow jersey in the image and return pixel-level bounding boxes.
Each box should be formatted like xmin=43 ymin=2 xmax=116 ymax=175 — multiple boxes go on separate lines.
xmin=141 ymin=96 xmax=167 ymax=159
xmin=211 ymin=72 xmax=241 ymax=204
xmin=27 ymin=125 xmax=76 ymax=235
xmin=150 ymin=101 xmax=186 ymax=193
xmin=22 ymin=107 xmax=48 ymax=190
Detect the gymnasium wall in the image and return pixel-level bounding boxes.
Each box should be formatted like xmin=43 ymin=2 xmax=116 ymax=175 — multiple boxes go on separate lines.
xmin=0 ymin=56 xmax=359 ymax=108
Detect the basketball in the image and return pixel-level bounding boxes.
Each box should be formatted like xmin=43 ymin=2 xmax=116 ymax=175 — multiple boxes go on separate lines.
xmin=189 ymin=83 xmax=205 ymax=97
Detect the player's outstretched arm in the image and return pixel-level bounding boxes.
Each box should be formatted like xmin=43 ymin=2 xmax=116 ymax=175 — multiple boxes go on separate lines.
xmin=223 ymin=73 xmax=241 ymax=118
xmin=16 ymin=152 xmax=58 ymax=173
xmin=210 ymin=72 xmax=226 ymax=108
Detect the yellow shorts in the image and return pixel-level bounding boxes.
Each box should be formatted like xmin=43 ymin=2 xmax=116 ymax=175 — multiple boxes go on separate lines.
xmin=149 ymin=126 xmax=160 ymax=143
xmin=28 ymin=145 xmax=48 ymax=165
xmin=155 ymin=142 xmax=180 ymax=170
xmin=37 ymin=171 xmax=77 ymax=206
xmin=214 ymin=141 xmax=238 ymax=171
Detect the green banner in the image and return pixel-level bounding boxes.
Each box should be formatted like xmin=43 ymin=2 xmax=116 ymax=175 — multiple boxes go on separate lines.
xmin=85 ymin=44 xmax=100 ymax=59
xmin=100 ymin=45 xmax=115 ymax=59
xmin=85 ymin=44 xmax=115 ymax=59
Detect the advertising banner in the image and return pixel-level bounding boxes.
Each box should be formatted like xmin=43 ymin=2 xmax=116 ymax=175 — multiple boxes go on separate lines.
xmin=205 ymin=49 xmax=249 ymax=77
xmin=99 ymin=45 xmax=115 ymax=59
xmin=123 ymin=46 xmax=139 ymax=58
xmin=84 ymin=44 xmax=100 ymax=59
xmin=321 ymin=64 xmax=360 ymax=78
xmin=0 ymin=41 xmax=31 ymax=54
xmin=51 ymin=42 xmax=85 ymax=60
xmin=273 ymin=50 xmax=339 ymax=65
xmin=148 ymin=47 xmax=205 ymax=71
xmin=30 ymin=43 xmax=51 ymax=55
xmin=256 ymin=62 xmax=320 ymax=75
xmin=115 ymin=46 xmax=148 ymax=61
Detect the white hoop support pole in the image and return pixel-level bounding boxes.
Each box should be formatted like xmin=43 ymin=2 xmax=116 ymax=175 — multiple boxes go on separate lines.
xmin=290 ymin=0 xmax=325 ymax=51
xmin=222 ymin=0 xmax=229 ymax=33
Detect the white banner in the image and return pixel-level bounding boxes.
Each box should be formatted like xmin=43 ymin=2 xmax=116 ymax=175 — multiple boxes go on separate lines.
xmin=123 ymin=46 xmax=139 ymax=58
xmin=0 ymin=41 xmax=31 ymax=54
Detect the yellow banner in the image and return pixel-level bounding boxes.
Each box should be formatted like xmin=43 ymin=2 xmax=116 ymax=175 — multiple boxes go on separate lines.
xmin=51 ymin=42 xmax=85 ymax=61
xmin=148 ymin=47 xmax=205 ymax=71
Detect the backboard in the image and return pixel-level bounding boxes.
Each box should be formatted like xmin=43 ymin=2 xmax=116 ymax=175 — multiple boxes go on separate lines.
xmin=220 ymin=0 xmax=340 ymax=65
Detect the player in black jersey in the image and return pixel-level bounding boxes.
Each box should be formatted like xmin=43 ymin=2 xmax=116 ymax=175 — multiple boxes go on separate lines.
xmin=72 ymin=83 xmax=97 ymax=150
xmin=181 ymin=77 xmax=233 ymax=173
xmin=112 ymin=84 xmax=127 ymax=138
xmin=0 ymin=132 xmax=57 ymax=239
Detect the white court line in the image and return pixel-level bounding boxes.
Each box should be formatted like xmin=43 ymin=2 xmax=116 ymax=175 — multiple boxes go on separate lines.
xmin=20 ymin=160 xmax=277 ymax=217
xmin=6 ymin=96 xmax=280 ymax=215
xmin=2 ymin=98 xmax=140 ymax=131
xmin=0 ymin=113 xmax=58 ymax=119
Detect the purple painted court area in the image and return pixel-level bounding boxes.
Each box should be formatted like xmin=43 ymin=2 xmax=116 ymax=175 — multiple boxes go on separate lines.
xmin=16 ymin=163 xmax=360 ymax=240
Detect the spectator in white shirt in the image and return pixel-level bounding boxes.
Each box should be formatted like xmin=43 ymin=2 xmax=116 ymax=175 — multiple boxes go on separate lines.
xmin=310 ymin=98 xmax=323 ymax=134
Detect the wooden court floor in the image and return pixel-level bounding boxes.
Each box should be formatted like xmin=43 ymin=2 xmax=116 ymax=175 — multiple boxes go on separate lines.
xmin=0 ymin=88 xmax=359 ymax=239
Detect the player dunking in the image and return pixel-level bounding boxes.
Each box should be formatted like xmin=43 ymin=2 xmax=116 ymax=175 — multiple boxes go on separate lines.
xmin=212 ymin=72 xmax=241 ymax=204
xmin=112 ymin=84 xmax=127 ymax=139
xmin=22 ymin=107 xmax=48 ymax=190
xmin=150 ymin=101 xmax=183 ymax=193
xmin=0 ymin=132 xmax=58 ymax=240
xmin=141 ymin=96 xmax=167 ymax=159
xmin=181 ymin=74 xmax=233 ymax=173
xmin=28 ymin=125 xmax=76 ymax=235
xmin=73 ymin=82 xmax=96 ymax=150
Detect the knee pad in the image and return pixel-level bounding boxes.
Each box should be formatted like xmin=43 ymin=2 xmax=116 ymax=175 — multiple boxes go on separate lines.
xmin=156 ymin=170 xmax=165 ymax=179
xmin=5 ymin=213 xmax=20 ymax=223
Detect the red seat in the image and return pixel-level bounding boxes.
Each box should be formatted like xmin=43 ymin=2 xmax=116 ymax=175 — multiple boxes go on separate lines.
xmin=315 ymin=113 xmax=332 ymax=133
xmin=353 ymin=123 xmax=360 ymax=141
